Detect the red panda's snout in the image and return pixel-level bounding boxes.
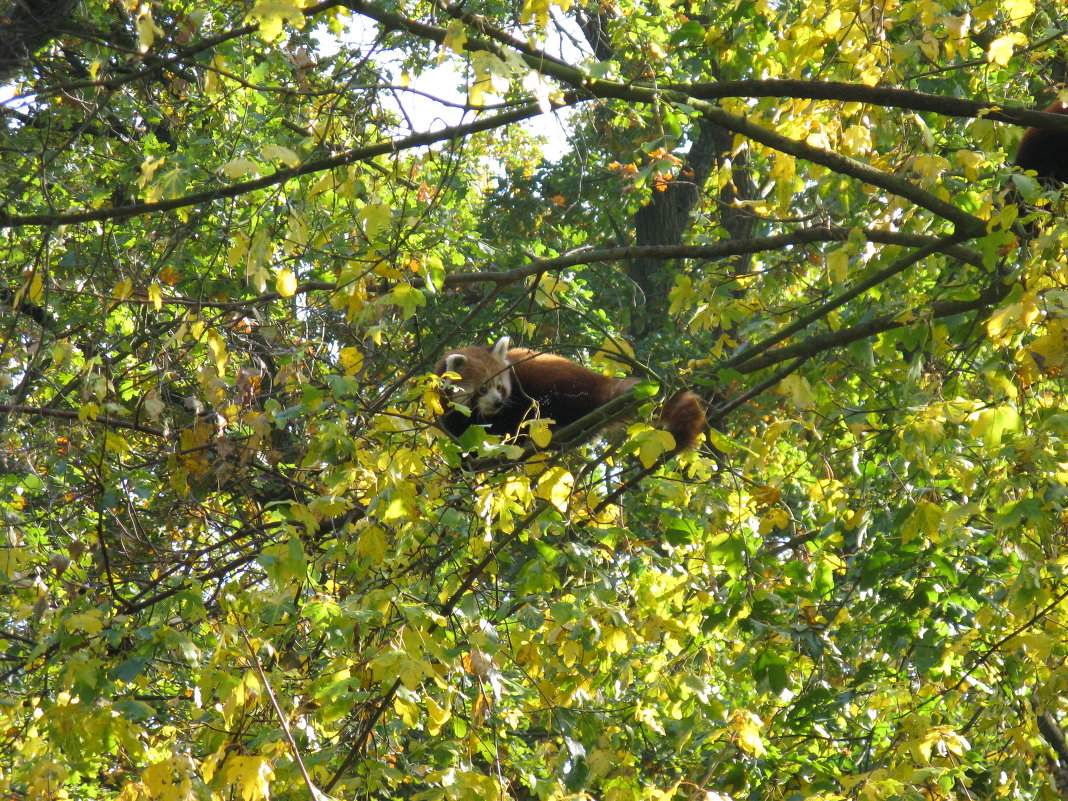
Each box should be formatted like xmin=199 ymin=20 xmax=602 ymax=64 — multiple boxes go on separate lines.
xmin=476 ymin=375 xmax=511 ymax=416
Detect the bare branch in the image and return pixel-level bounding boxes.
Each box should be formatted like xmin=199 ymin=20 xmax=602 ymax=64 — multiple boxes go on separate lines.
xmin=0 ymin=403 xmax=166 ymax=436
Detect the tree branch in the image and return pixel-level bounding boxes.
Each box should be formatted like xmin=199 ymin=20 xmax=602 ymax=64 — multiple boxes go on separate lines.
xmin=0 ymin=403 xmax=166 ymax=436
xmin=340 ymin=0 xmax=994 ymax=234
xmin=731 ymin=270 xmax=1011 ymax=375
xmin=721 ymin=232 xmax=975 ymax=373
xmin=429 ymin=228 xmax=983 ymax=288
xmin=0 ymin=101 xmax=573 ymax=228
xmin=678 ymin=79 xmax=1068 ymax=130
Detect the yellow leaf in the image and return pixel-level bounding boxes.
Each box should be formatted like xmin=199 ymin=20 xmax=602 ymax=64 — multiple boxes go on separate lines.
xmin=134 ymin=5 xmax=164 ymax=52
xmin=528 ymin=419 xmax=553 ymax=448
xmin=247 ymin=0 xmax=306 ymax=42
xmin=1005 ymin=0 xmax=1035 ymax=19
xmin=339 ymin=346 xmax=364 ymax=376
xmin=143 ymin=755 xmax=195 ymax=799
xmin=383 ymin=283 xmax=426 ymax=321
xmin=751 ymin=484 xmax=781 ymax=506
xmin=537 ymin=466 xmax=573 ymax=512
xmin=730 ymin=710 xmax=767 ymax=756
xmin=219 ymin=158 xmax=259 ymax=179
xmin=442 ymin=19 xmax=467 ymax=54
xmin=521 ymin=0 xmax=551 ymax=26
xmin=287 ymin=211 xmax=308 ymax=249
xmin=221 ymin=755 xmax=274 ymax=801
xmin=635 ymin=428 xmax=675 ymax=468
xmin=205 ymin=54 xmax=225 ymax=94
xmin=778 ymin=374 xmax=814 ymax=410
xmin=261 ymin=144 xmax=300 ymax=167
xmin=104 ymin=430 xmax=131 ymax=456
xmin=987 ymin=33 xmax=1026 ymax=65
xmin=228 ymin=232 xmax=248 ymax=269
xmin=841 ymin=124 xmax=873 ymax=155
xmin=113 ymin=278 xmax=134 ymax=301
xmin=826 ymin=248 xmax=849 ymax=284
xmin=394 ymin=696 xmax=420 ymax=726
xmin=592 ymin=337 xmax=635 ymax=373
xmin=65 ymin=610 xmax=106 ymax=635
xmin=469 ymin=51 xmax=512 ymax=107
xmin=588 ymin=749 xmax=616 ymax=778
xmin=635 ymin=704 xmax=666 ymax=734
xmin=970 ymin=406 xmax=1022 ymax=448
xmin=758 ymin=507 xmax=790 ymax=534
xmin=246 ymin=229 xmax=272 ymax=292
xmin=275 ymin=266 xmax=298 ymax=297
xmin=668 ymin=274 xmax=694 ymax=315
xmin=138 ymin=155 xmax=165 ymax=189
xmin=426 ymin=694 xmax=451 ymax=736
xmin=27 ymin=272 xmax=43 ymax=301
xmin=356 ymin=524 xmax=387 ymax=564
xmin=147 ymin=282 xmax=163 ymax=311
xmin=1024 ymin=319 xmax=1068 ymax=374
xmin=206 ymin=329 xmax=229 ymax=375
xmin=902 ymin=499 xmax=943 ymax=544
xmin=359 ymin=202 xmax=391 ymax=238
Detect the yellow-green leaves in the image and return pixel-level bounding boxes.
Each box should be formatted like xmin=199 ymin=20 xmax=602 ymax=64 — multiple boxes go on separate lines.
xmin=380 ymin=283 xmax=426 ymax=320
xmin=143 ymin=755 xmax=197 ymax=800
xmin=630 ymin=427 xmax=677 ymax=468
xmin=244 ymin=229 xmax=273 ymax=292
xmin=426 ymin=693 xmax=452 ymax=736
xmin=778 ymin=374 xmax=815 ymax=411
xmin=1003 ymin=0 xmax=1036 ymax=22
xmin=358 ymin=202 xmax=391 ymax=239
xmin=215 ymin=755 xmax=275 ymax=801
xmin=971 ymin=406 xmax=1022 ymax=449
xmin=902 ymin=499 xmax=944 ymax=544
xmin=469 ymin=52 xmax=514 ymax=107
xmin=206 ymin=329 xmax=229 ymax=376
xmin=528 ymin=419 xmax=554 ymax=448
xmin=442 ymin=20 xmax=468 ymax=55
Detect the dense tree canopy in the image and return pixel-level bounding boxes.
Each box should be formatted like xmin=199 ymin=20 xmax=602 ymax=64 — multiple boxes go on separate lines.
xmin=3 ymin=0 xmax=1068 ymax=798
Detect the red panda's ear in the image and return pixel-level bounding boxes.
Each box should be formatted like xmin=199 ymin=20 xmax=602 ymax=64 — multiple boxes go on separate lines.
xmin=443 ymin=353 xmax=468 ymax=374
xmin=491 ymin=336 xmax=511 ymax=361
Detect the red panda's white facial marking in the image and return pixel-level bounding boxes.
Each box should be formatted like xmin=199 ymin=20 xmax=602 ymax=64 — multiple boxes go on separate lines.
xmin=475 ymin=369 xmax=511 ymax=415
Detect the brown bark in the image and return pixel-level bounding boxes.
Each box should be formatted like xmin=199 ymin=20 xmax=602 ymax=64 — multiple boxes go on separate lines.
xmin=631 ymin=115 xmax=758 ymax=338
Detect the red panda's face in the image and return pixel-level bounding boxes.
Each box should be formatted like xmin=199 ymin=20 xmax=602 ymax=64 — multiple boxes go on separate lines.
xmin=439 ymin=336 xmax=512 ymax=417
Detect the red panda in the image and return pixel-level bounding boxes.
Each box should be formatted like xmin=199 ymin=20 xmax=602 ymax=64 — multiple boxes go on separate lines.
xmin=434 ymin=336 xmax=705 ymax=451
xmin=1015 ymin=100 xmax=1068 ymax=182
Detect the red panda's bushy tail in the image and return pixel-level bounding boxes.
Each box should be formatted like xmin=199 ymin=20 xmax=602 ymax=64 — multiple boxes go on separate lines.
xmin=660 ymin=390 xmax=706 ymax=451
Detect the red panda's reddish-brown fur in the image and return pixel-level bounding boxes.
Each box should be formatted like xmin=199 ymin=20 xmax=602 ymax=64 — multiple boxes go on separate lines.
xmin=434 ymin=336 xmax=705 ymax=451
xmin=1015 ymin=100 xmax=1068 ymax=182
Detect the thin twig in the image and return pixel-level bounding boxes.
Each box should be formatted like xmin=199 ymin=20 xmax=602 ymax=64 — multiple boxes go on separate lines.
xmin=240 ymin=628 xmax=322 ymax=800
